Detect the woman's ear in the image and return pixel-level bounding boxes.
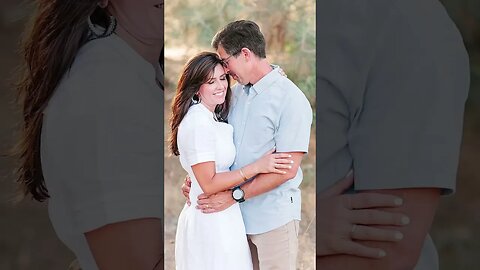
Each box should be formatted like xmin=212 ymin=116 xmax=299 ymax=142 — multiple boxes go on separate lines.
xmin=98 ymin=0 xmax=109 ymax=9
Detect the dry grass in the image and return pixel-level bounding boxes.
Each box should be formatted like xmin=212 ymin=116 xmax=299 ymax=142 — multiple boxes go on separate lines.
xmin=163 ymin=58 xmax=316 ymax=269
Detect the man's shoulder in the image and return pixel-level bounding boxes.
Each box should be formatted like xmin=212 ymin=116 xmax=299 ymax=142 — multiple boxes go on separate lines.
xmin=271 ymin=75 xmax=307 ymax=101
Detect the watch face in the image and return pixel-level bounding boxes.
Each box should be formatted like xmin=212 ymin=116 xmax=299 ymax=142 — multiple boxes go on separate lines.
xmin=232 ymin=188 xmax=244 ymax=200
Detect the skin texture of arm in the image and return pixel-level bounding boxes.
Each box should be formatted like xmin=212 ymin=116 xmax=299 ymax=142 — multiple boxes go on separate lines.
xmin=85 ymin=218 xmax=163 ymax=270
xmin=191 ymin=161 xmax=254 ymax=196
xmin=195 ymin=152 xmax=304 ymax=213
xmin=191 ymin=151 xmax=292 ymax=196
xmin=242 ymin=152 xmax=304 ymax=200
xmin=317 ymin=188 xmax=441 ymax=270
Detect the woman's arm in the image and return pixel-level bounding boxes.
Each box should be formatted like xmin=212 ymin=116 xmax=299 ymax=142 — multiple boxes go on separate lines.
xmin=85 ymin=218 xmax=163 ymax=270
xmin=191 ymin=151 xmax=293 ymax=195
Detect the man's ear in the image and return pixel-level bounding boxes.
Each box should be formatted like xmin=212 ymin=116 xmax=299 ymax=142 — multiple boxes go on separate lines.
xmin=240 ymin=48 xmax=252 ymax=61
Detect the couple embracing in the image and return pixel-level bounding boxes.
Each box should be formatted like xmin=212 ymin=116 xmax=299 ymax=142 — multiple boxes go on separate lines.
xmin=168 ymin=20 xmax=313 ymax=270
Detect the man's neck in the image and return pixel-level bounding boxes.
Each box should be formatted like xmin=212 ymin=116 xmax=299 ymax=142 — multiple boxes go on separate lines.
xmin=249 ymin=59 xmax=273 ymax=85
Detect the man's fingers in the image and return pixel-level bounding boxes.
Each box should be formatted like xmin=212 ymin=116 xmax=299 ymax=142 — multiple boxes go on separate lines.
xmin=196 ymin=199 xmax=209 ymax=205
xmin=349 ymin=193 xmax=403 ymax=209
xmin=197 ymin=193 xmax=210 ymax=200
xmin=184 ymin=175 xmax=191 ymax=186
xmin=351 ymin=209 xmax=410 ymax=226
xmin=201 ymin=207 xmax=221 ymax=214
xmin=337 ymin=240 xmax=386 ymax=259
xmin=181 ymin=183 xmax=190 ymax=193
xmin=350 ymin=225 xmax=404 ymax=242
xmin=196 ymin=201 xmax=223 ymax=214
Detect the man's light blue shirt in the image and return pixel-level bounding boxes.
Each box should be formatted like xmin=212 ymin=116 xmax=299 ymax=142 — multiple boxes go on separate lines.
xmin=229 ymin=68 xmax=313 ymax=234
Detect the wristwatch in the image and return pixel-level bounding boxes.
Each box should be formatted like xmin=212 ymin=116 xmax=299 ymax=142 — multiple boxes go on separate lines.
xmin=232 ymin=186 xmax=245 ymax=203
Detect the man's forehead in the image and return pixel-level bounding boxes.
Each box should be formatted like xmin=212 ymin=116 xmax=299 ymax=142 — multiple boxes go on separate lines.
xmin=217 ymin=46 xmax=228 ymax=56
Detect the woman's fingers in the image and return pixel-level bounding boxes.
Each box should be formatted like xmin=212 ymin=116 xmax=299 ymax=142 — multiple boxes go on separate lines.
xmin=336 ymin=240 xmax=387 ymax=259
xmin=272 ymin=158 xmax=294 ymax=164
xmin=272 ymin=153 xmax=292 ymax=160
xmin=274 ymin=163 xmax=292 ymax=169
xmin=350 ymin=225 xmax=404 ymax=242
xmin=272 ymin=169 xmax=287 ymax=174
xmin=347 ymin=192 xmax=404 ymax=209
xmin=351 ymin=209 xmax=410 ymax=226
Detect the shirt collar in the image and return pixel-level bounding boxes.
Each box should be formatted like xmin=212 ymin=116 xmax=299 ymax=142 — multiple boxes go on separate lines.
xmin=249 ymin=66 xmax=283 ymax=96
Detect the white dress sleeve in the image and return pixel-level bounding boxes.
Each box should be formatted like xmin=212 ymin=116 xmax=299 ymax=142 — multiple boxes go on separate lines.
xmin=180 ymin=111 xmax=216 ymax=166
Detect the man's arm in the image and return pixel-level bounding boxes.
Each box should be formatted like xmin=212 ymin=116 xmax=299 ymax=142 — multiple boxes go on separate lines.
xmin=85 ymin=218 xmax=163 ymax=270
xmin=194 ymin=151 xmax=304 ymax=213
xmin=242 ymin=151 xmax=304 ymax=199
xmin=317 ymin=188 xmax=440 ymax=270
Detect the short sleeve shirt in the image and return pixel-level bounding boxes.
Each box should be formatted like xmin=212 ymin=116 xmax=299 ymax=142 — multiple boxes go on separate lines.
xmin=317 ymin=0 xmax=469 ymax=192
xmin=41 ymin=34 xmax=163 ymax=270
xmin=229 ymin=68 xmax=313 ymax=234
xmin=317 ymin=0 xmax=470 ymax=268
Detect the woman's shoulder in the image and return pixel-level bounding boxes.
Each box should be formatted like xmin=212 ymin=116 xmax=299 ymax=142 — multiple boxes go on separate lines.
xmin=49 ymin=37 xmax=150 ymax=113
xmin=180 ymin=105 xmax=215 ymax=129
xmin=69 ymin=37 xmax=133 ymax=80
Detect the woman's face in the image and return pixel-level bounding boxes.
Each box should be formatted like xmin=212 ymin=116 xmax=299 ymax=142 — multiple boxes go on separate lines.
xmin=108 ymin=0 xmax=163 ymax=43
xmin=198 ymin=64 xmax=228 ymax=112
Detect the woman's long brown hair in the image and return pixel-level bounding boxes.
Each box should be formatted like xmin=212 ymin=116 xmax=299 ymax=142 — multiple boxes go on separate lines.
xmin=14 ymin=1 xmax=110 ymax=202
xmin=169 ymin=52 xmax=231 ymax=156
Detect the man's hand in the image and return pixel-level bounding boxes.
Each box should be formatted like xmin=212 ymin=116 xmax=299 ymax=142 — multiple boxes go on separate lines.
xmin=196 ymin=190 xmax=235 ymax=213
xmin=181 ymin=175 xmax=191 ymax=206
xmin=317 ymin=173 xmax=410 ymax=259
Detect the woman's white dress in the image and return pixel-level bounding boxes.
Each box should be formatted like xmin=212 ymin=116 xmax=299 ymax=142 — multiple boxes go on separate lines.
xmin=175 ymin=103 xmax=253 ymax=270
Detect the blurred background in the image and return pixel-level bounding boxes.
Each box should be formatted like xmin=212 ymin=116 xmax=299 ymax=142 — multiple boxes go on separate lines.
xmin=0 ymin=1 xmax=76 ymax=270
xmin=163 ymin=1 xmax=316 ymax=269
xmin=0 ymin=0 xmax=477 ymax=269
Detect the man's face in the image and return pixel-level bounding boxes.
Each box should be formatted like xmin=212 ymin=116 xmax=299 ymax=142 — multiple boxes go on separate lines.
xmin=217 ymin=45 xmax=249 ymax=85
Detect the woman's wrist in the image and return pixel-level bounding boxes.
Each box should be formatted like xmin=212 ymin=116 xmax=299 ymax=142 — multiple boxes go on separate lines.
xmin=239 ymin=168 xmax=248 ymax=181
xmin=241 ymin=163 xmax=257 ymax=179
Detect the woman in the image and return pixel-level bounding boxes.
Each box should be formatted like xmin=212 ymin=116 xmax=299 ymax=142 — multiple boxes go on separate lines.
xmin=15 ymin=1 xmax=163 ymax=269
xmin=168 ymin=52 xmax=294 ymax=270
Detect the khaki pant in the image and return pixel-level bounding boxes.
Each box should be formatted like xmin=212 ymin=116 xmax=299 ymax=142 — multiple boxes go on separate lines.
xmin=247 ymin=220 xmax=300 ymax=270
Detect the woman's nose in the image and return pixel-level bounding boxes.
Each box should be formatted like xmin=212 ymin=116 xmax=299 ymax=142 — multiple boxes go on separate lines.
xmin=216 ymin=80 xmax=225 ymax=89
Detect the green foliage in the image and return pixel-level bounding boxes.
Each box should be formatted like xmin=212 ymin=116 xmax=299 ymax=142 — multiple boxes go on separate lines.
xmin=165 ymin=0 xmax=316 ymax=106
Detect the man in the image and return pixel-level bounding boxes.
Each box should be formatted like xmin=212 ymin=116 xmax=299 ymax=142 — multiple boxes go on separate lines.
xmin=316 ymin=0 xmax=470 ymax=269
xmin=183 ymin=20 xmax=312 ymax=269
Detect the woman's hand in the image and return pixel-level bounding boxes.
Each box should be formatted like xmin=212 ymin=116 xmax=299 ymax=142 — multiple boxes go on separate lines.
xmin=252 ymin=148 xmax=294 ymax=174
xmin=317 ymin=173 xmax=410 ymax=259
